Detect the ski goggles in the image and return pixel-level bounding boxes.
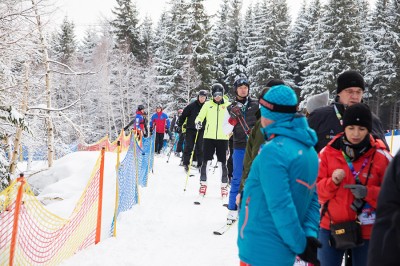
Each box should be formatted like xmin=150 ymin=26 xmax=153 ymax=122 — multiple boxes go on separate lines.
xmin=213 ymin=91 xmax=223 ymax=97
xmin=234 ymin=78 xmax=249 ymax=88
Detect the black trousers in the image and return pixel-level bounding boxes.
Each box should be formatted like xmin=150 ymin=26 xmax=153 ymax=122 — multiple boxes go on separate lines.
xmin=200 ymin=138 xmax=229 ymax=183
xmin=182 ymin=129 xmax=204 ymax=167
xmin=155 ymin=132 xmax=164 ymax=153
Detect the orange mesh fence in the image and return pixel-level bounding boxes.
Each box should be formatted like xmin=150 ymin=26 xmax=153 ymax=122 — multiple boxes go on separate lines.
xmin=78 ymin=130 xmax=131 ymax=152
xmin=0 ymin=130 xmax=156 ymax=265
xmin=0 ymin=151 xmax=104 ymax=265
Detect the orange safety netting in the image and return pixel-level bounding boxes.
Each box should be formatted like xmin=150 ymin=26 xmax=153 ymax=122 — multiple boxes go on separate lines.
xmin=78 ymin=130 xmax=131 ymax=152
xmin=0 ymin=151 xmax=104 ymax=265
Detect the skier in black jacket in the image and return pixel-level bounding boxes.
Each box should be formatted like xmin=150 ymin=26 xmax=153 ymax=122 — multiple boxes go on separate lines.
xmin=177 ymin=90 xmax=207 ymax=171
xmin=367 ymin=149 xmax=397 ymax=266
xmin=308 ymin=70 xmax=388 ymax=153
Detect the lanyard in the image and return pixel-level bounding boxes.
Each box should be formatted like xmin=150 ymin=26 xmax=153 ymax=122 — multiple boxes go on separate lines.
xmin=342 ymin=151 xmax=369 ymax=184
xmin=334 ymin=104 xmax=343 ymax=126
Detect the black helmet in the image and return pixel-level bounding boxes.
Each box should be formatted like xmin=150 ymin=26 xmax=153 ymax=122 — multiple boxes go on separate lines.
xmin=137 ymin=104 xmax=145 ymax=111
xmin=233 ymin=77 xmax=250 ymax=96
xmin=198 ymin=90 xmax=208 ymax=99
xmin=211 ymin=83 xmax=224 ymax=97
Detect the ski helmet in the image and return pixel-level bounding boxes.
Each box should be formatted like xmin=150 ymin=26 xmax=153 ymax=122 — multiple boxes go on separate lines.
xmin=233 ymin=78 xmax=250 ymax=96
xmin=198 ymin=90 xmax=208 ymax=99
xmin=137 ymin=104 xmax=145 ymax=111
xmin=156 ymin=104 xmax=162 ymax=109
xmin=211 ymin=83 xmax=224 ymax=97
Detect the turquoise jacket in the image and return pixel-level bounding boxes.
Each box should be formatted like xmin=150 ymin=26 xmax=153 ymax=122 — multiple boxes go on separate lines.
xmin=237 ymin=114 xmax=320 ymax=266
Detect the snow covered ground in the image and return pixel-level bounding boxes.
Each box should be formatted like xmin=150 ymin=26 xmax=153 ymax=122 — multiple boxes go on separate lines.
xmin=27 ymin=151 xmax=238 ymax=266
xmin=22 ymin=135 xmax=400 ymax=265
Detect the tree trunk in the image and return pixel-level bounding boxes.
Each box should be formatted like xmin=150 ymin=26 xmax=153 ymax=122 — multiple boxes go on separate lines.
xmin=32 ymin=0 xmax=54 ymax=167
xmin=9 ymin=63 xmax=30 ymax=175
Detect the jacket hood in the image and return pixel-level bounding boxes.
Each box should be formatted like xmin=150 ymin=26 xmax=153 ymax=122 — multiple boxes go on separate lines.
xmin=262 ymin=114 xmax=318 ymax=147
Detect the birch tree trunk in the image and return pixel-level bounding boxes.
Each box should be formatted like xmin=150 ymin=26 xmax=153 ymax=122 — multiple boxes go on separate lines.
xmin=9 ymin=63 xmax=30 ymax=175
xmin=32 ymin=0 xmax=54 ymax=167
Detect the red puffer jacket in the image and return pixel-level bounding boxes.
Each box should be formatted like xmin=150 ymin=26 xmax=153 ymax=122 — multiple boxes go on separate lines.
xmin=317 ymin=133 xmax=391 ymax=239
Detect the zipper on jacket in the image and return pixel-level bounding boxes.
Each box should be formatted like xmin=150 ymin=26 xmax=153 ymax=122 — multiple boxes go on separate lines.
xmin=216 ymin=104 xmax=219 ymax=139
xmin=240 ymin=196 xmax=251 ymax=239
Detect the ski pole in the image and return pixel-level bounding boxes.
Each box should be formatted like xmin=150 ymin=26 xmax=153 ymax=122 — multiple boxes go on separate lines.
xmin=237 ymin=115 xmax=250 ymax=136
xmin=166 ymin=135 xmax=179 ymax=163
xmin=184 ymin=130 xmax=199 ymax=192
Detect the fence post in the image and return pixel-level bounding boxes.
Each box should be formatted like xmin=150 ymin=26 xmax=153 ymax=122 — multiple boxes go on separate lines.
xmin=9 ymin=174 xmax=26 ymax=266
xmin=95 ymin=148 xmax=105 ymax=244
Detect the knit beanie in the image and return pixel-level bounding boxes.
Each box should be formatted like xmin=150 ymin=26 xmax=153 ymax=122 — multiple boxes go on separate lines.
xmin=306 ymin=91 xmax=329 ymax=114
xmin=337 ymin=70 xmax=365 ymax=94
xmin=342 ymin=103 xmax=372 ymax=132
xmin=260 ymin=85 xmax=298 ymax=121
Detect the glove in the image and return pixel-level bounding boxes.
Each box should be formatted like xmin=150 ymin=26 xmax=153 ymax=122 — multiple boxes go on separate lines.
xmin=143 ymin=132 xmax=148 ymax=138
xmin=298 ymin=237 xmax=322 ymax=266
xmin=229 ymin=102 xmax=243 ymax=117
xmin=150 ymin=128 xmax=153 ymax=135
xmin=165 ymin=128 xmax=169 ymax=134
xmin=176 ymin=126 xmax=182 ymax=133
xmin=344 ymin=184 xmax=367 ymax=199
xmin=228 ymin=117 xmax=238 ymax=126
xmin=195 ymin=121 xmax=202 ymax=130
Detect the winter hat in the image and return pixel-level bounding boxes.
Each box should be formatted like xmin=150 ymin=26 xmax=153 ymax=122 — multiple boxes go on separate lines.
xmin=211 ymin=83 xmax=224 ymax=97
xmin=259 ymin=85 xmax=298 ymax=121
xmin=198 ymin=90 xmax=208 ymax=99
xmin=337 ymin=70 xmax=365 ymax=94
xmin=342 ymin=103 xmax=372 ymax=132
xmin=306 ymin=91 xmax=329 ymax=114
xmin=137 ymin=104 xmax=145 ymax=111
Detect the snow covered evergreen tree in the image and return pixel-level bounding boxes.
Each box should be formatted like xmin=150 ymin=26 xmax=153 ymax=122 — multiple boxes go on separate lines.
xmin=111 ymin=0 xmax=142 ymax=61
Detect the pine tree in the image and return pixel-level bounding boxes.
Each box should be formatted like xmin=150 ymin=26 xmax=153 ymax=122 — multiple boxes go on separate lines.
xmin=111 ymin=0 xmax=142 ymax=60
xmin=139 ymin=15 xmax=154 ymax=66
xmin=52 ymin=16 xmax=77 ymax=63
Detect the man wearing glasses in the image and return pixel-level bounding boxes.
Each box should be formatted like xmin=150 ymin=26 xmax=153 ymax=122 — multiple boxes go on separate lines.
xmin=308 ymin=70 xmax=388 ymax=152
xmin=195 ymin=83 xmax=231 ymax=198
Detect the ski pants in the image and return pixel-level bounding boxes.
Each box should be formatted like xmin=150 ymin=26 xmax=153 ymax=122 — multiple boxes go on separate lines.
xmin=200 ymin=138 xmax=228 ymax=183
xmin=318 ymin=228 xmax=369 ymax=266
xmin=182 ymin=129 xmax=203 ymax=167
xmin=155 ymin=132 xmax=164 ymax=153
xmin=228 ymin=148 xmax=245 ymax=210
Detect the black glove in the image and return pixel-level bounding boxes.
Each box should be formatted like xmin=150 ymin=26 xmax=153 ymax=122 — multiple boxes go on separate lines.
xmin=344 ymin=184 xmax=367 ymax=199
xmin=150 ymin=128 xmax=153 ymax=135
xmin=195 ymin=121 xmax=202 ymax=130
xmin=229 ymin=102 xmax=243 ymax=118
xmin=165 ymin=128 xmax=169 ymax=134
xmin=143 ymin=132 xmax=148 ymax=138
xmin=298 ymin=237 xmax=322 ymax=266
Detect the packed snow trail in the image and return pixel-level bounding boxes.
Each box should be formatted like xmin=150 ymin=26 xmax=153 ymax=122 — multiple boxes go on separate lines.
xmin=55 ymin=152 xmax=238 ymax=265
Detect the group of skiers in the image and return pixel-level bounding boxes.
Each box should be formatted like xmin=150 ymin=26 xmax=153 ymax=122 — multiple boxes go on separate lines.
xmin=125 ymin=70 xmax=399 ymax=266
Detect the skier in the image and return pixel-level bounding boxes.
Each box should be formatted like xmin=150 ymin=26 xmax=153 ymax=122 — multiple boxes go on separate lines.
xmin=150 ymin=105 xmax=170 ymax=154
xmin=124 ymin=104 xmax=148 ymax=139
xmin=177 ymin=90 xmax=208 ymax=171
xmin=223 ymin=77 xmax=259 ymax=223
xmin=237 ymin=85 xmax=321 ymax=266
xmin=194 ymin=83 xmax=231 ymax=197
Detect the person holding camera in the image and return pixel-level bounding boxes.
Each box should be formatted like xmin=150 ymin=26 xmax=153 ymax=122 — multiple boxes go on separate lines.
xmin=316 ymin=103 xmax=391 ymax=266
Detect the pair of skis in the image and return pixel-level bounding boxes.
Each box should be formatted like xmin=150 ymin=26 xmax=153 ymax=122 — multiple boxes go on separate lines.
xmin=230 ymin=103 xmax=251 ymax=136
xmin=213 ymin=220 xmax=237 ymax=235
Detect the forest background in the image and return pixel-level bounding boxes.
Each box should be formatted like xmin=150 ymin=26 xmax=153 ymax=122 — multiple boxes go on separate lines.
xmin=0 ymin=0 xmax=399 ymax=189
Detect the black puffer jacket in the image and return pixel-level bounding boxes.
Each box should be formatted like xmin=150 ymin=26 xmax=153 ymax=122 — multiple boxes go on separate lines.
xmin=227 ymin=97 xmax=259 ymax=149
xmin=307 ymin=102 xmax=388 ymax=152
xmin=367 ymin=150 xmax=398 ymax=266
xmin=178 ymin=100 xmax=205 ymax=130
